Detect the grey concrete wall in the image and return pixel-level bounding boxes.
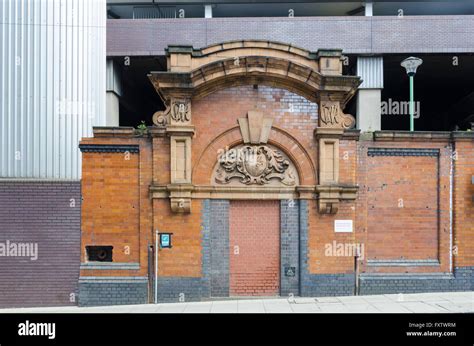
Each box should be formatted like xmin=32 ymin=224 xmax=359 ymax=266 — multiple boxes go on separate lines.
xmin=357 ymin=89 xmax=382 ymax=131
xmin=107 ymin=16 xmax=474 ymax=56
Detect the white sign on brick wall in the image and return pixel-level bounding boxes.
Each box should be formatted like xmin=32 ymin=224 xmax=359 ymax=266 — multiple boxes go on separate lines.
xmin=334 ymin=220 xmax=353 ymax=233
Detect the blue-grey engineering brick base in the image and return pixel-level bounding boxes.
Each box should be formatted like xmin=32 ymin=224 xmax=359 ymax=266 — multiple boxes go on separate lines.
xmin=209 ymin=200 xmax=230 ymax=297
xmin=78 ymin=277 xmax=148 ymax=306
xmin=280 ymin=199 xmax=300 ymax=297
xmin=359 ymin=268 xmax=474 ymax=295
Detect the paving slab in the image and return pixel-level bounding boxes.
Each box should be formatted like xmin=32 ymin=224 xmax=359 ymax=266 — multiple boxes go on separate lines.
xmin=0 ymin=292 xmax=472 ymax=313
xmin=372 ymin=303 xmax=413 ymax=313
xmin=399 ymin=302 xmax=445 ymax=313
xmin=289 ymin=303 xmax=322 ymax=313
xmin=262 ymin=300 xmax=292 ymax=313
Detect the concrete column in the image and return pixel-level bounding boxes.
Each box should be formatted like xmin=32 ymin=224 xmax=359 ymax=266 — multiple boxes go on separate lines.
xmin=106 ymin=59 xmax=122 ymax=126
xmin=204 ymin=5 xmax=213 ymax=18
xmin=364 ymin=2 xmax=373 ymax=16
xmin=356 ymin=56 xmax=383 ymax=132
xmin=106 ymin=93 xmax=120 ymax=126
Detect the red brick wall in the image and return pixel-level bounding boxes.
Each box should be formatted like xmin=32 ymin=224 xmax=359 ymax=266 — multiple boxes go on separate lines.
xmin=153 ymin=199 xmax=203 ymax=277
xmin=367 ymin=155 xmax=438 ymax=261
xmin=454 ymin=139 xmax=474 ymax=268
xmin=79 ymin=85 xmax=474 ymax=287
xmin=80 ymin=137 xmax=153 ymax=278
xmin=192 ymin=85 xmax=318 ymax=185
xmin=356 ymin=141 xmax=451 ymax=274
xmin=81 ymin=151 xmax=140 ymax=264
xmin=229 ymin=200 xmax=280 ymax=296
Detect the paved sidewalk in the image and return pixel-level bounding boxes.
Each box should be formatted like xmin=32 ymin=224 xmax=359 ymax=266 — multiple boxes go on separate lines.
xmin=0 ymin=291 xmax=472 ymax=313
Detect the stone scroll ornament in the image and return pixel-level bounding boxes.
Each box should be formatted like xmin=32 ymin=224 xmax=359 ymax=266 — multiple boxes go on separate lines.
xmin=152 ymin=99 xmax=191 ymax=126
xmin=215 ymin=145 xmax=296 ymax=186
xmin=319 ymin=101 xmax=355 ymax=129
xmin=152 ymin=104 xmax=170 ymax=127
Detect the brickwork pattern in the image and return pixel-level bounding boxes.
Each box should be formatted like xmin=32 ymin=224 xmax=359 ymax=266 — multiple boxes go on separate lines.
xmin=192 ymin=85 xmax=317 ymax=185
xmin=453 ymin=140 xmax=474 ymax=268
xmin=300 ymin=200 xmax=356 ymax=296
xmin=210 ymin=200 xmax=230 ymax=297
xmin=229 ymin=200 xmax=280 ymax=296
xmin=153 ymin=199 xmax=203 ymax=277
xmin=280 ymin=199 xmax=300 ymax=297
xmin=78 ymin=279 xmax=148 ymax=306
xmin=81 ymin=151 xmax=140 ymax=264
xmin=107 ymin=16 xmax=474 ymax=56
xmin=152 ymin=200 xmax=212 ymax=303
xmin=79 ymin=136 xmax=153 ymax=280
xmin=367 ymin=155 xmax=439 ymax=261
xmin=360 ymin=267 xmax=473 ymax=295
xmin=0 ymin=181 xmax=81 ymax=308
xmin=357 ymin=141 xmax=451 ymax=274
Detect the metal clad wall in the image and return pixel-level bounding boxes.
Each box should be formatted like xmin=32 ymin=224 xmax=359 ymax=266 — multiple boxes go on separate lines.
xmin=0 ymin=0 xmax=106 ymax=179
xmin=357 ymin=56 xmax=384 ymax=89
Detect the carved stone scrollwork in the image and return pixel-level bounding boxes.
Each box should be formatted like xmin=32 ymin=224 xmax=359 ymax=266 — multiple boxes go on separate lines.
xmin=170 ymin=100 xmax=191 ymax=123
xmin=319 ymin=101 xmax=355 ymax=129
xmin=152 ymin=99 xmax=191 ymax=127
xmin=152 ymin=105 xmax=170 ymax=127
xmin=214 ymin=145 xmax=298 ymax=186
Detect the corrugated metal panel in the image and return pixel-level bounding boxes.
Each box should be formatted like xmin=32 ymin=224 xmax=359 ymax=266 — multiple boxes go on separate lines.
xmin=0 ymin=0 xmax=106 ymax=179
xmin=132 ymin=6 xmax=176 ymax=19
xmin=357 ymin=56 xmax=384 ymax=89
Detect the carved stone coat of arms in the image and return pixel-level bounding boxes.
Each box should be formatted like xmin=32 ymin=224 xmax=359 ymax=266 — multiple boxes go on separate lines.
xmin=214 ymin=145 xmax=297 ymax=186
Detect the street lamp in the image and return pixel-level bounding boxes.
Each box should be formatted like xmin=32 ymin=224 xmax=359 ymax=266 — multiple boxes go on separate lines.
xmin=401 ymin=57 xmax=423 ymax=131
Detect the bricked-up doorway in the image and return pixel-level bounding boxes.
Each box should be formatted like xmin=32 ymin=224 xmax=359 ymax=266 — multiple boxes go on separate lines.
xmin=229 ymin=200 xmax=280 ymax=296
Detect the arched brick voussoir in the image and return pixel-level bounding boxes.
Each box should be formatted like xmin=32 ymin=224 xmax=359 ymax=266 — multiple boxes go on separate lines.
xmin=192 ymin=125 xmax=317 ymax=186
xmin=267 ymin=127 xmax=317 ymax=186
xmin=193 ymin=126 xmax=243 ymax=185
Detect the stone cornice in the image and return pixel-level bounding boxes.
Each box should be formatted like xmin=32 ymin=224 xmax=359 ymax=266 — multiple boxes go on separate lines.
xmin=451 ymin=131 xmax=474 ymax=141
xmin=372 ymin=131 xmax=452 ymax=142
xmin=93 ymin=126 xmax=136 ymax=137
xmin=167 ymin=40 xmax=318 ymax=60
xmin=149 ymin=59 xmax=361 ymax=105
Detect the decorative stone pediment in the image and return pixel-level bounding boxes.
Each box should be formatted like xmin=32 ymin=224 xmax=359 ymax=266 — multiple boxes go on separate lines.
xmin=212 ymin=144 xmax=298 ymax=187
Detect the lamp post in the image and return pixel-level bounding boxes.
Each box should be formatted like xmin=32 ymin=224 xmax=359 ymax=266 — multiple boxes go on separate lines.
xmin=401 ymin=57 xmax=423 ymax=131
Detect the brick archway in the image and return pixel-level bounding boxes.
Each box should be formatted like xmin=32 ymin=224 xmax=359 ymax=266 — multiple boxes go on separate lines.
xmin=193 ymin=125 xmax=316 ymax=187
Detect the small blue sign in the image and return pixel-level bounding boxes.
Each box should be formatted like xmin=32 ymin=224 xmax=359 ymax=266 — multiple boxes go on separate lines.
xmin=160 ymin=233 xmax=172 ymax=248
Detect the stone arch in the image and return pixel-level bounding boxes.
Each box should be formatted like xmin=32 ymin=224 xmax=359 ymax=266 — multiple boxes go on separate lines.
xmin=149 ymin=40 xmax=361 ymax=108
xmin=149 ymin=40 xmax=360 ymax=213
xmin=193 ymin=125 xmax=316 ymax=186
